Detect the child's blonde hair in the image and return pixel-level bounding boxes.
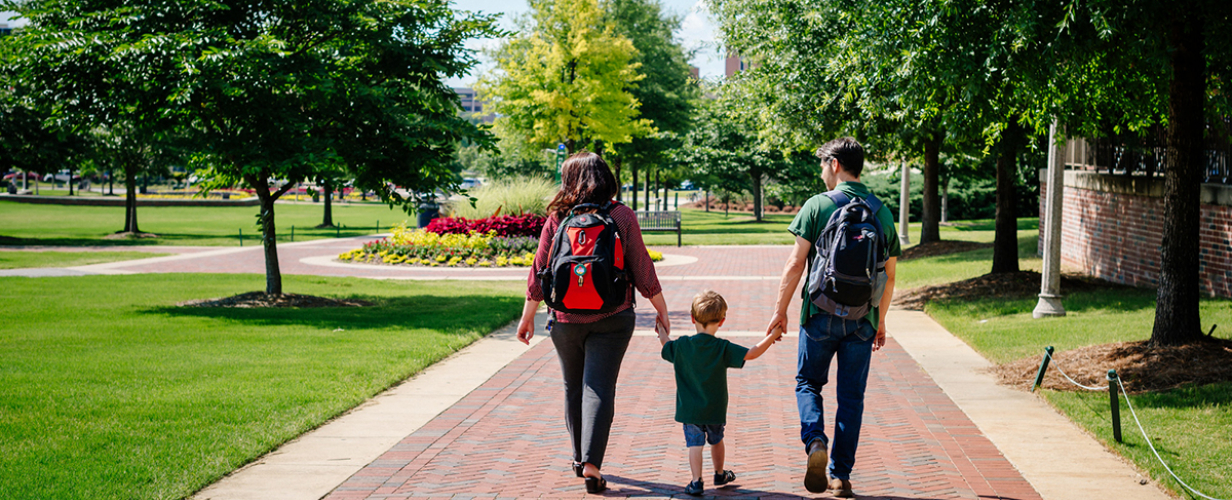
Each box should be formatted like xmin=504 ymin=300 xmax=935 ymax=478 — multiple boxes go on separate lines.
xmin=691 ymin=290 xmax=727 ymax=326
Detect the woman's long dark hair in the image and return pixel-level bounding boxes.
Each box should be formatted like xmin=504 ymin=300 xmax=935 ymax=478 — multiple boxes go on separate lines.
xmin=547 ymin=151 xmax=618 ymax=219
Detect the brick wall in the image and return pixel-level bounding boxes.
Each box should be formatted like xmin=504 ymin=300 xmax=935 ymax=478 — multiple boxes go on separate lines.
xmin=1040 ymin=171 xmax=1232 ymax=297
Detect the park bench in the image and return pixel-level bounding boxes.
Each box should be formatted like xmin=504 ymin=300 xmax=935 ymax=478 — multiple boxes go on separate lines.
xmin=636 ymin=210 xmax=682 ymax=247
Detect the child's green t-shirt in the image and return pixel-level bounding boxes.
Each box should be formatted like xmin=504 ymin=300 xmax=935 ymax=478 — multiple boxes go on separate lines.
xmin=661 ymin=334 xmax=749 ymax=425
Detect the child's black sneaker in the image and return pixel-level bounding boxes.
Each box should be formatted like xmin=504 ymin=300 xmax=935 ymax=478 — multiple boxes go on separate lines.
xmin=714 ymin=470 xmax=736 ymax=486
xmin=684 ymin=478 xmax=704 ymax=496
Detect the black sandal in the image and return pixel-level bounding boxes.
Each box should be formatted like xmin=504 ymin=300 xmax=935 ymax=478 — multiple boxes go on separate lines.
xmin=584 ymin=476 xmax=607 ymax=494
xmin=572 ymin=462 xmax=584 ymax=478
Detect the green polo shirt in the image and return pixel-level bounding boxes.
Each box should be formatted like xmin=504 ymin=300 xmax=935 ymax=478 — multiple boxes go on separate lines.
xmin=787 ymin=181 xmax=901 ymax=329
xmin=661 ymin=333 xmax=749 ymax=425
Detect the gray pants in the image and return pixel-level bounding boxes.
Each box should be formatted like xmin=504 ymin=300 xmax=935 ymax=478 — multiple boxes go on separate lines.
xmin=549 ymin=308 xmax=636 ymax=469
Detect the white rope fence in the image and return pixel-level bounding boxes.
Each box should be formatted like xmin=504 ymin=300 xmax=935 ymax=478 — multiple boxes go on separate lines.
xmin=1034 ymin=347 xmax=1228 ymax=500
xmin=1042 ymin=350 xmax=1107 ymax=391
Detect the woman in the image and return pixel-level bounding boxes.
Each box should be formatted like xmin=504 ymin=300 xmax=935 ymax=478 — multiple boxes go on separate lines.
xmin=517 ymin=151 xmax=670 ymax=494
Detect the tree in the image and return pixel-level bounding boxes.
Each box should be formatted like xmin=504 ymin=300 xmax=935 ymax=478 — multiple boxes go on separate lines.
xmin=674 ymin=85 xmax=807 ymax=221
xmin=604 ymin=0 xmax=698 ymax=207
xmin=478 ymin=0 xmax=654 ymax=156
xmin=1050 ymin=0 xmax=1232 ymax=345
xmin=182 ymin=0 xmax=499 ymax=295
xmin=5 ymin=0 xmax=499 ymax=294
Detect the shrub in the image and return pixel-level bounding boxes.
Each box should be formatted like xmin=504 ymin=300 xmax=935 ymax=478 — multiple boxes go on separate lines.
xmin=447 ymin=176 xmax=558 ymax=218
xmin=424 ymin=214 xmax=546 ymax=238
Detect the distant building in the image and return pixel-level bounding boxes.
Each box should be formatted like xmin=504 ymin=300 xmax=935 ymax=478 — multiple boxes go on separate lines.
xmin=689 ymin=65 xmax=700 ymax=81
xmin=454 ymin=87 xmax=493 ymax=123
xmin=0 ymin=24 xmax=12 ymax=37
xmin=725 ymin=54 xmax=746 ymax=78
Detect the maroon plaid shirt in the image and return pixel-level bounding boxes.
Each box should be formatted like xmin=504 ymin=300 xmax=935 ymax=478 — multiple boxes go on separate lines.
xmin=526 ymin=203 xmax=663 ymax=323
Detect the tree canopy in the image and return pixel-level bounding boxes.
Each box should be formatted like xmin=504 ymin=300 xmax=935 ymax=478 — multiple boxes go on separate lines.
xmin=478 ymin=0 xmax=654 ymax=156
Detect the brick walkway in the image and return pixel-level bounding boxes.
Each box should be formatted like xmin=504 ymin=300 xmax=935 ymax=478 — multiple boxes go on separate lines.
xmin=67 ymin=237 xmax=1042 ymax=499
xmin=323 ymin=335 xmax=1040 ymax=500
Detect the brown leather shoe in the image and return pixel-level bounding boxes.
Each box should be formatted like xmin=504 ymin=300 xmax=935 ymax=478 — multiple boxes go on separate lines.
xmin=829 ymin=478 xmax=854 ymax=498
xmin=803 ymin=440 xmax=829 ymax=493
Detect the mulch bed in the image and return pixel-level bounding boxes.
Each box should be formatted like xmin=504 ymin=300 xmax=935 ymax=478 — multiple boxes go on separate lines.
xmin=104 ymin=231 xmax=159 ymax=239
xmin=177 ymin=292 xmax=373 ymax=308
xmin=899 ymin=240 xmax=991 ymax=260
xmin=992 ymin=337 xmax=1232 ymax=393
xmin=892 ymin=270 xmax=1114 ymax=310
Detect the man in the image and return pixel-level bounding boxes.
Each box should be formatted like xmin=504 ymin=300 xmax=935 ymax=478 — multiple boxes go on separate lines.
xmin=764 ymin=137 xmax=900 ymax=498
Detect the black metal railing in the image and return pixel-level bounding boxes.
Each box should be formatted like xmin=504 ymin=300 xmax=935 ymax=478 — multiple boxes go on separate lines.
xmin=1063 ymin=118 xmax=1232 ymax=185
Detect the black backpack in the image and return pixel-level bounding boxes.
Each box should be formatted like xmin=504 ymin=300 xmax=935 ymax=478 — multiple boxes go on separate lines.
xmin=539 ymin=201 xmax=631 ymax=314
xmin=806 ymin=191 xmax=889 ymax=319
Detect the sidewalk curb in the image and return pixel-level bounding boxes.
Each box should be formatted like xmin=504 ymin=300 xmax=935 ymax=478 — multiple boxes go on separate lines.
xmin=887 ymin=309 xmax=1172 ymax=500
xmin=192 ymin=310 xmax=549 ymax=500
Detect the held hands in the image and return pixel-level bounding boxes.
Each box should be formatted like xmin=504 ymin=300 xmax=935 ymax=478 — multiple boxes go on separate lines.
xmin=765 ymin=311 xmax=788 ymax=340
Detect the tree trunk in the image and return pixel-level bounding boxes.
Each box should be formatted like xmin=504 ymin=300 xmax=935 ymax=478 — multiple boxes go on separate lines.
xmin=750 ymin=171 xmax=764 ymax=222
xmin=662 ymin=175 xmax=669 ymax=211
xmin=921 ymin=136 xmax=942 ymax=243
xmin=630 ymin=162 xmax=638 ymax=209
xmin=1152 ymin=8 xmax=1206 ymax=346
xmin=321 ymin=179 xmax=334 ymax=228
xmin=705 ymin=190 xmax=710 ymax=212
xmin=645 ymin=168 xmax=651 ymax=210
xmin=614 ymin=157 xmax=623 ymax=202
xmin=253 ymin=177 xmax=283 ymax=295
xmin=655 ymin=169 xmax=661 ymax=210
xmin=123 ymin=164 xmax=139 ymax=233
xmin=68 ymin=168 xmax=74 ymax=196
xmin=991 ymin=122 xmax=1024 ymax=274
xmin=107 ymin=169 xmax=113 ymax=195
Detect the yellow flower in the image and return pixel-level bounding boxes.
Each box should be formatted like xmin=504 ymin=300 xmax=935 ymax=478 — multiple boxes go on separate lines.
xmin=447 ymin=256 xmax=463 ymax=266
xmin=435 ymin=254 xmax=447 ymax=263
xmin=478 ymin=261 xmax=492 ymax=267
xmin=465 ymin=257 xmax=478 ymax=266
xmin=647 ymin=249 xmax=664 ymax=262
xmin=495 ymin=256 xmax=508 ymax=267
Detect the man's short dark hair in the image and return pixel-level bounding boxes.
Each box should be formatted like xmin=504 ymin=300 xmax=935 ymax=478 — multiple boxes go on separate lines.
xmin=815 ymin=137 xmax=865 ymax=178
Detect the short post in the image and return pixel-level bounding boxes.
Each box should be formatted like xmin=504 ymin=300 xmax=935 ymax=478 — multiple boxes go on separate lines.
xmin=674 ymin=192 xmax=678 ymax=210
xmin=1032 ymin=346 xmax=1054 ymax=392
xmin=290 ymin=225 xmax=294 ymax=242
xmin=376 ymin=219 xmax=380 ymax=233
xmin=336 ymin=225 xmax=341 ymax=238
xmin=1108 ymin=369 xmax=1122 ymax=443
xmin=238 ymin=228 xmax=243 ymax=247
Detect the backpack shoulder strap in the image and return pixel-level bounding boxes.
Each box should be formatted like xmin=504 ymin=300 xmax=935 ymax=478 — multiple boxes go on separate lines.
xmin=863 ymin=193 xmax=884 ymax=215
xmin=823 ymin=190 xmax=851 ymax=208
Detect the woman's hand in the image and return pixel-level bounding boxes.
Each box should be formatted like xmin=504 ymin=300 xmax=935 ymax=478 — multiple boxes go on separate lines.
xmin=516 ymin=299 xmax=540 ymax=345
xmin=649 ymin=293 xmax=670 ymax=336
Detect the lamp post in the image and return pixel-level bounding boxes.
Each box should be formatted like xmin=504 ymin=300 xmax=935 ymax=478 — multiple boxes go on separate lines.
xmin=1034 ymin=120 xmax=1066 ymax=318
xmin=898 ymin=161 xmax=911 ymax=246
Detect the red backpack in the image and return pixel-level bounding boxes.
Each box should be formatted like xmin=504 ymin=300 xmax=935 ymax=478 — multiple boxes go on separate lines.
xmin=538 ymin=201 xmax=630 ymax=314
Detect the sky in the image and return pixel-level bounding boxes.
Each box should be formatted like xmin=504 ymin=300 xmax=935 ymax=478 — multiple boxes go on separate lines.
xmin=1 ymin=0 xmax=722 ymax=87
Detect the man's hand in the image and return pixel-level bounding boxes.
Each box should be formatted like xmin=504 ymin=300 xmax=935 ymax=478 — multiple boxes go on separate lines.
xmin=766 ymin=311 xmax=788 ymax=339
xmin=873 ymin=322 xmax=887 ymax=351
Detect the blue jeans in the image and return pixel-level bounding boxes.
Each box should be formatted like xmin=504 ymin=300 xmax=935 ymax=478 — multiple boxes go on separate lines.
xmin=796 ymin=312 xmax=874 ymax=481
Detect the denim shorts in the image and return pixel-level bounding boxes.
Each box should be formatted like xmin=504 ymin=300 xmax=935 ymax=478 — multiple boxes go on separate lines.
xmin=683 ymin=423 xmax=725 ymax=447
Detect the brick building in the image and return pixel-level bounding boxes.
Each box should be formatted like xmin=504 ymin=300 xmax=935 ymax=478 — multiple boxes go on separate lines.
xmin=453 ymin=87 xmax=492 ymax=123
xmin=1040 ymin=138 xmax=1232 ymax=298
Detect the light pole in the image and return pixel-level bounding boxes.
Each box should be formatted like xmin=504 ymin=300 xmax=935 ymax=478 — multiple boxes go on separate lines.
xmin=1034 ymin=120 xmax=1066 ymax=318
xmin=898 ymin=161 xmax=911 ymax=246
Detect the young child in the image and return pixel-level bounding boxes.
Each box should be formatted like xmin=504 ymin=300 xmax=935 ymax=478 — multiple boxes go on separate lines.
xmin=659 ymin=290 xmax=783 ymax=496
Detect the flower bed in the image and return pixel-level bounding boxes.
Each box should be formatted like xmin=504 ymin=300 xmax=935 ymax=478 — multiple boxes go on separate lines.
xmin=424 ymin=214 xmax=545 ymax=238
xmin=339 ymin=224 xmax=664 ymax=268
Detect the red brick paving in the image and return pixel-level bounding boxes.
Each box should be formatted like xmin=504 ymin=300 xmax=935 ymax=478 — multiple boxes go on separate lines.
xmin=323 ymin=335 xmax=1040 ymax=500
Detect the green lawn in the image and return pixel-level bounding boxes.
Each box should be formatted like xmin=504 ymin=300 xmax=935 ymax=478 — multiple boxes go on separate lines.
xmin=0 ymin=274 xmax=523 ymax=500
xmin=0 ymin=250 xmax=168 ymax=269
xmin=928 ymin=289 xmax=1232 ymax=498
xmin=0 ymin=200 xmax=411 ymax=246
